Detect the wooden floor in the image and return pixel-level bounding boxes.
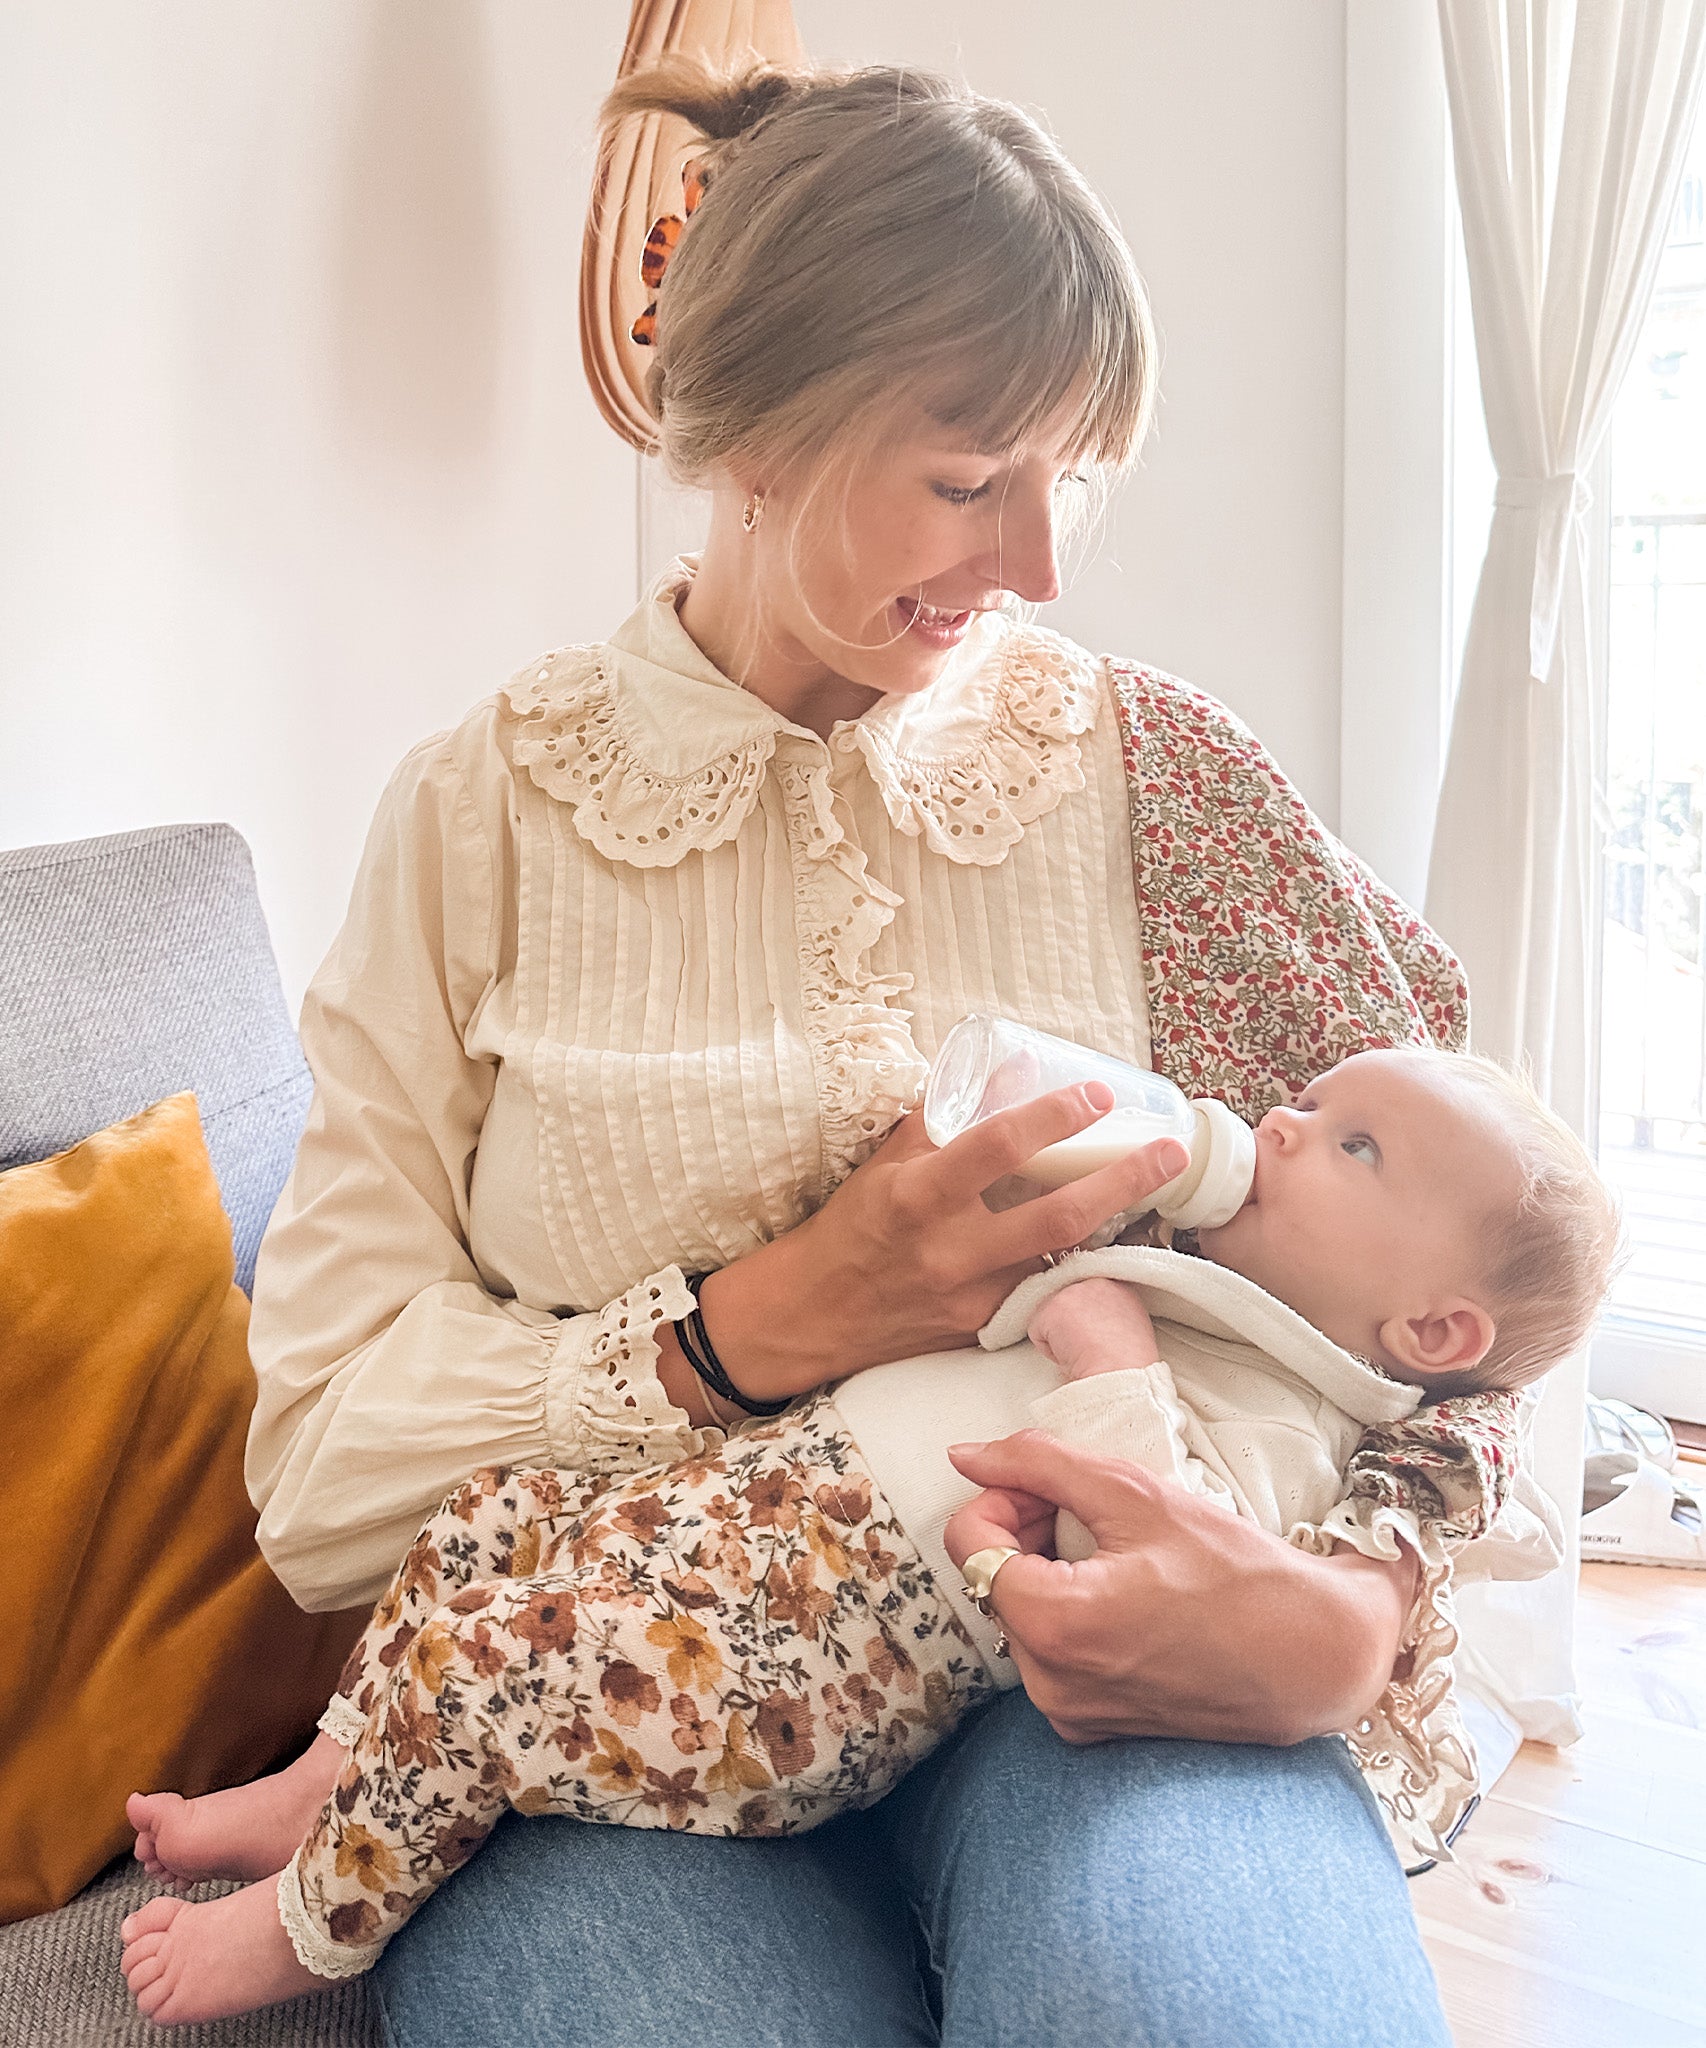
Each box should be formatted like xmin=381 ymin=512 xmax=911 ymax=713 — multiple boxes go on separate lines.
xmin=1415 ymin=1559 xmax=1706 ymax=2046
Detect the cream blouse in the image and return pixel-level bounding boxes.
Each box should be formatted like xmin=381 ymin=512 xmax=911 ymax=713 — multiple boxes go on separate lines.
xmin=246 ymin=563 xmax=1153 ymax=1612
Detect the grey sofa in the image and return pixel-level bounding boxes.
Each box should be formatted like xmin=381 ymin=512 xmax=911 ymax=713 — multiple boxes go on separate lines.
xmin=0 ymin=824 xmax=382 ymax=2047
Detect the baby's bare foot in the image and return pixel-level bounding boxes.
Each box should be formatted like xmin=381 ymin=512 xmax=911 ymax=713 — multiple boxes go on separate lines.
xmin=128 ymin=1732 xmax=345 ymax=1886
xmin=120 ymin=1881 xmax=322 ymax=2026
xmin=1029 ymin=1276 xmax=1160 ymax=1381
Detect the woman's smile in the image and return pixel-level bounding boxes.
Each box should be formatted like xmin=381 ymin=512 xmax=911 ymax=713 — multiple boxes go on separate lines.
xmin=892 ymin=594 xmax=978 ymax=649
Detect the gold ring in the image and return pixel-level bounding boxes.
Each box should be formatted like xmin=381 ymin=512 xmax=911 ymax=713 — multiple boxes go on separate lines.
xmin=961 ymin=1545 xmax=1021 ymax=1616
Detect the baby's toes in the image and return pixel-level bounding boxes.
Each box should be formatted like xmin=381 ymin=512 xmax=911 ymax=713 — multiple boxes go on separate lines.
xmin=123 ymin=1949 xmax=165 ymax=1996
xmin=137 ymin=1792 xmax=194 ymax=1861
xmin=132 ymin=1835 xmax=185 ymax=1885
xmin=127 ymin=1790 xmax=179 ymax=1835
xmin=122 ymin=1895 xmax=185 ymax=1943
xmin=120 ymin=1930 xmax=164 ymax=1984
xmin=135 ymin=1967 xmax=177 ymax=2020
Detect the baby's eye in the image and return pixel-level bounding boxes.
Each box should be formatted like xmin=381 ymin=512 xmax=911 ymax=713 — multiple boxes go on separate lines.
xmin=1341 ymin=1134 xmax=1381 ymax=1166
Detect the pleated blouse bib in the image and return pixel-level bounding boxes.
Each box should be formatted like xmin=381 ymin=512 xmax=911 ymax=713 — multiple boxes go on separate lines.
xmin=246 ymin=563 xmax=1152 ymax=1611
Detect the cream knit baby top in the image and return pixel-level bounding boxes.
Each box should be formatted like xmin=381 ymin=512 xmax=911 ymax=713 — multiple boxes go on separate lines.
xmin=245 ymin=562 xmax=1153 ymax=1612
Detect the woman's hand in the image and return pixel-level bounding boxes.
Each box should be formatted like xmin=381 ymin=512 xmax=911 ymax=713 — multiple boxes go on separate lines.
xmin=942 ymin=1433 xmax=1419 ymax=1746
xmin=667 ymin=1087 xmax=1188 ymax=1417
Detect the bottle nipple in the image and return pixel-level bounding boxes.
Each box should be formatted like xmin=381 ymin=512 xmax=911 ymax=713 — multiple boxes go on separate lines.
xmin=1150 ymin=1099 xmax=1256 ymax=1230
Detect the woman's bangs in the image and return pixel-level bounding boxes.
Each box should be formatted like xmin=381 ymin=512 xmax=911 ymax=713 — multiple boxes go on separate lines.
xmin=918 ymin=249 xmax=1149 ymax=470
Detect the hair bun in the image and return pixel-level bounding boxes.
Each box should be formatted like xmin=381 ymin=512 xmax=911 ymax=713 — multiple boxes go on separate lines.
xmin=601 ymin=57 xmax=800 ymax=151
xmin=692 ymin=65 xmax=797 ymax=141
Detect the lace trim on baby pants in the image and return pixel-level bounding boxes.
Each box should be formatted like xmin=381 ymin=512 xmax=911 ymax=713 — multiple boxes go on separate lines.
xmin=276 ymin=1854 xmax=386 ymax=1982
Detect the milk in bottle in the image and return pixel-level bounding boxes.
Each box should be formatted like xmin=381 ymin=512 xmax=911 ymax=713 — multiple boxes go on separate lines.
xmin=923 ymin=1014 xmax=1254 ymax=1230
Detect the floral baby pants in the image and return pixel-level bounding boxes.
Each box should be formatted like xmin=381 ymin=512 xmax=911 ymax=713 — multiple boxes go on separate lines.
xmin=277 ymin=1393 xmax=997 ymax=1981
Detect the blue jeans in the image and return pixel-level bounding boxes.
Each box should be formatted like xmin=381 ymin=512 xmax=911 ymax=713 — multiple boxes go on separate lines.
xmin=373 ymin=1690 xmax=1449 ymax=2048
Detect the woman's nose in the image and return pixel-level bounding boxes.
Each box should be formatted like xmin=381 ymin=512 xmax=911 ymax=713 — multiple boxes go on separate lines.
xmin=987 ymin=487 xmax=1062 ymax=605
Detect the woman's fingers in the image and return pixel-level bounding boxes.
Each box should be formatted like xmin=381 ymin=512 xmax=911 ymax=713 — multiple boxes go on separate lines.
xmin=947 ymin=1545 xmax=1122 ymax=1730
xmin=948 ymin=1431 xmax=1165 ymax=1551
xmin=942 ymin=1482 xmax=1057 ymax=1566
xmin=924 ymin=1082 xmax=1117 ymax=1205
xmin=865 ymin=1106 xmax=939 ymax=1162
xmin=758 ymin=1079 xmax=1187 ymax=1383
xmin=981 ymin=1134 xmax=1189 ymax=1269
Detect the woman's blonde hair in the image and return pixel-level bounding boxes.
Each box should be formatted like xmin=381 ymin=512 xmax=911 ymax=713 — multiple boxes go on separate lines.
xmin=600 ymin=59 xmax=1157 ymax=495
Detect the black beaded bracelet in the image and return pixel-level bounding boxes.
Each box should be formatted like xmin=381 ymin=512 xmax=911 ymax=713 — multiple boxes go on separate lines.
xmin=674 ymin=1272 xmax=791 ymax=1418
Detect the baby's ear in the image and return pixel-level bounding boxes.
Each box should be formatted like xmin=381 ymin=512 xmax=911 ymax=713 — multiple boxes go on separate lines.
xmin=1379 ymin=1300 xmax=1495 ymax=1381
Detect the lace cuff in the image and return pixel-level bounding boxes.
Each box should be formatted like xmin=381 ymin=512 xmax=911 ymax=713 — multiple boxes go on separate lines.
xmin=544 ymin=1265 xmax=719 ymax=1481
xmin=276 ymin=1855 xmax=386 ymax=1982
xmin=1291 ymin=1501 xmax=1475 ymax=1865
xmin=1319 ymin=1388 xmax=1527 ymax=1860
xmin=317 ymin=1695 xmax=368 ymax=1750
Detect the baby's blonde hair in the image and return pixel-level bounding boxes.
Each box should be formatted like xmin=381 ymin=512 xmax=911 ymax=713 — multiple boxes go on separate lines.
xmin=599 ymin=60 xmax=1156 ymax=499
xmin=1430 ymin=1052 xmax=1623 ymax=1399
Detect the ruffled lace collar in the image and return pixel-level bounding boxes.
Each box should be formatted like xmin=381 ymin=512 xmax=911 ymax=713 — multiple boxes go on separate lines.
xmin=501 ymin=558 xmax=1103 ymax=870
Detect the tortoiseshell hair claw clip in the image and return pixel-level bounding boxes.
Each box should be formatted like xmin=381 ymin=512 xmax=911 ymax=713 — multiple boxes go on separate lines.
xmin=631 ymin=158 xmax=710 ymax=347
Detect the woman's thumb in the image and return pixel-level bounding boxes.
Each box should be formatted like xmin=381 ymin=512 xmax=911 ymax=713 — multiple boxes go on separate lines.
xmin=947 ymin=1431 xmax=1159 ymax=1553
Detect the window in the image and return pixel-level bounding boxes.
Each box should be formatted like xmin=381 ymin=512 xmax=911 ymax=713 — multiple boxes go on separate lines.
xmin=1596 ymin=117 xmax=1706 ymax=1392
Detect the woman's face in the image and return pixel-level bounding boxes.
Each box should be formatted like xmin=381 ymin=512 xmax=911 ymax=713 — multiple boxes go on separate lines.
xmin=753 ymin=412 xmax=1088 ymax=701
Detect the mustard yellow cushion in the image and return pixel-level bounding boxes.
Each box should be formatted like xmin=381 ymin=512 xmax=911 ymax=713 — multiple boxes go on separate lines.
xmin=0 ymin=1093 xmax=363 ymax=1923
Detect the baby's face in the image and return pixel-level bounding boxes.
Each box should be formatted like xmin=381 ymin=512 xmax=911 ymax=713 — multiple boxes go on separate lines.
xmin=1196 ymin=1049 xmax=1518 ymax=1382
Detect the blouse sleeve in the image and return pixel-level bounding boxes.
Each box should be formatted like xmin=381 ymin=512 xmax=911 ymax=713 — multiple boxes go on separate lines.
xmin=244 ymin=719 xmax=713 ymax=1615
xmin=1287 ymin=1389 xmax=1532 ymax=1863
xmin=1328 ymin=1386 xmax=1524 ymax=1556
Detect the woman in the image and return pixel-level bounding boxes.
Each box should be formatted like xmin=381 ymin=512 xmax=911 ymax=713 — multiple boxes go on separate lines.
xmin=246 ymin=60 xmax=1488 ymax=2045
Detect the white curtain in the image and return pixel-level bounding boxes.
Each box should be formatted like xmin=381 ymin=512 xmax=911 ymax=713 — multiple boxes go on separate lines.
xmin=1428 ymin=0 xmax=1706 ymax=1755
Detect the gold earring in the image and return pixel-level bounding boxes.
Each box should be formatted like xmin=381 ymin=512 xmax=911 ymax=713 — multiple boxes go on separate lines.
xmin=742 ymin=491 xmax=765 ymax=534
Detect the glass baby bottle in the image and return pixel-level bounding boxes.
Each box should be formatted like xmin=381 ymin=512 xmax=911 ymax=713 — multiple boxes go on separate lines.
xmin=922 ymin=1013 xmax=1255 ymax=1230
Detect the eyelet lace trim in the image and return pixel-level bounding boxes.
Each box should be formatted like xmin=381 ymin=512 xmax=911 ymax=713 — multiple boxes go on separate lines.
xmin=277 ymin=1853 xmax=384 ymax=1981
xmin=505 ymin=646 xmax=776 ymax=869
xmin=834 ymin=623 xmax=1103 ymax=866
xmin=502 ymin=617 xmax=1078 ymax=1183
xmin=550 ymin=1265 xmax=720 ymax=1478
xmin=774 ymin=755 xmax=930 ymax=1189
xmin=1291 ymin=1500 xmax=1473 ymax=1866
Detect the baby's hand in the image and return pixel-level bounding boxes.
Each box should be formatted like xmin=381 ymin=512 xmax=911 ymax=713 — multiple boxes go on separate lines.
xmin=1027 ymin=1277 xmax=1160 ymax=1382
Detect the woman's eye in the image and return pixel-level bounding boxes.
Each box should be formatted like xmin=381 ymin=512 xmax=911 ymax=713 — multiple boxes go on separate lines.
xmin=1055 ymin=470 xmax=1090 ymax=490
xmin=932 ymin=482 xmax=992 ymax=507
xmin=1341 ymin=1134 xmax=1380 ymax=1166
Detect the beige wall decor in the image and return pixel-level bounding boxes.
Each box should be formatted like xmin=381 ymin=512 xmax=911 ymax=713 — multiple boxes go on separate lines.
xmin=581 ymin=0 xmax=803 ymax=453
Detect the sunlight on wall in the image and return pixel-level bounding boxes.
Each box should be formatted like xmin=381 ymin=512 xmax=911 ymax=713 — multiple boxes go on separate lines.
xmin=0 ymin=1 xmax=635 ymax=1005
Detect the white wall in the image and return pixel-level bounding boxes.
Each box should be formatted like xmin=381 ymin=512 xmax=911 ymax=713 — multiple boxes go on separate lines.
xmin=0 ymin=2 xmax=636 ymax=1004
xmin=1341 ymin=1 xmax=1455 ymax=913
xmin=799 ymin=1 xmax=1349 ymax=824
xmin=2 ymin=2 xmax=1354 ymax=1009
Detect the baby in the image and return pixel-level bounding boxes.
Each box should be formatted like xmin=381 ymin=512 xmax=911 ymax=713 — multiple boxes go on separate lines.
xmin=120 ymin=1046 xmax=1620 ymax=2026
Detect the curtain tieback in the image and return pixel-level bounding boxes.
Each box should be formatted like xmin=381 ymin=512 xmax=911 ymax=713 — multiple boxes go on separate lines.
xmin=1492 ymin=472 xmax=1591 ymax=515
xmin=1490 ymin=471 xmax=1592 ymax=685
